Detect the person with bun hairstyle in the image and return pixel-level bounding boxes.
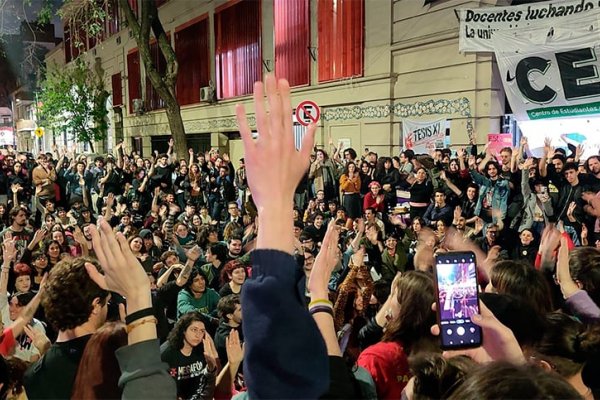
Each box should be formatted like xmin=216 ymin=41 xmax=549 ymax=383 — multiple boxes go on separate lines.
xmin=531 ymin=312 xmax=600 ymax=399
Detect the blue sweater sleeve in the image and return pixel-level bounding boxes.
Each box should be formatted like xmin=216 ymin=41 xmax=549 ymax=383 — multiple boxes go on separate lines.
xmin=241 ymin=249 xmax=329 ymax=399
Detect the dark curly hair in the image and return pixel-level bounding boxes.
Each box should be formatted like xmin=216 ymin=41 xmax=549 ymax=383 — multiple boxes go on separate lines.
xmin=167 ymin=311 xmax=206 ymax=350
xmin=41 ymin=256 xmax=109 ymax=331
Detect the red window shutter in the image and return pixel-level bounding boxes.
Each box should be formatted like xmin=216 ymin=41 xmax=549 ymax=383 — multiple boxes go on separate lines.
xmin=215 ymin=0 xmax=262 ymax=99
xmin=128 ymin=0 xmax=138 ymax=16
xmin=127 ymin=50 xmax=141 ymax=114
xmin=145 ymin=38 xmax=169 ymax=111
xmin=274 ymin=0 xmax=309 ymax=87
xmin=64 ymin=23 xmax=72 ymax=63
xmin=175 ymin=17 xmax=210 ymax=106
xmin=318 ymin=0 xmax=364 ymax=82
xmin=107 ymin=0 xmax=120 ymax=35
xmin=112 ymin=73 xmax=123 ymax=106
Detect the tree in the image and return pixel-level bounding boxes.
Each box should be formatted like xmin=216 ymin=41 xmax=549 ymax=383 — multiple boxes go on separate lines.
xmin=38 ymin=57 xmax=109 ymax=152
xmin=60 ymin=0 xmax=188 ymax=157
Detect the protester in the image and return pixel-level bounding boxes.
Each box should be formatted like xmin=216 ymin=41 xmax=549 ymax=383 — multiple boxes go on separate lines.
xmin=0 ymin=73 xmax=597 ymax=400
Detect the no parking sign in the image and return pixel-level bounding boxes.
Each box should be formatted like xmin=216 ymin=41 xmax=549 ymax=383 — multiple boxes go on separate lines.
xmin=295 ymin=100 xmax=320 ymax=126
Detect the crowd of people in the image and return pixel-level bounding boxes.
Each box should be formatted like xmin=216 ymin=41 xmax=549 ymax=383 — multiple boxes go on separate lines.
xmin=0 ymin=75 xmax=598 ymax=399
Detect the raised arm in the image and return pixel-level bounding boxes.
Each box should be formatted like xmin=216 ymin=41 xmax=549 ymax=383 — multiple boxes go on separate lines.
xmin=520 ymin=158 xmax=534 ymax=198
xmin=439 ymin=170 xmax=462 ymax=196
xmin=166 ymin=138 xmax=174 ymax=165
xmin=235 ymin=76 xmax=328 ymax=399
xmin=539 ymin=137 xmax=554 ymax=178
xmin=477 ymin=143 xmax=493 ymax=173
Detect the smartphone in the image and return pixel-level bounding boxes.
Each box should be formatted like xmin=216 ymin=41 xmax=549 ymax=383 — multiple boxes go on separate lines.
xmin=434 ymin=251 xmax=482 ymax=350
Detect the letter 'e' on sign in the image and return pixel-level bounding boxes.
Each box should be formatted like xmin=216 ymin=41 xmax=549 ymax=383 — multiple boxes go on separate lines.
xmin=295 ymin=100 xmax=321 ymax=126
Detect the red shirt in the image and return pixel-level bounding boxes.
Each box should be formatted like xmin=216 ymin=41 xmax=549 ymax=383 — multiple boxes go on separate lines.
xmin=357 ymin=341 xmax=411 ymax=399
xmin=0 ymin=328 xmax=17 ymax=357
xmin=363 ymin=193 xmax=385 ymax=213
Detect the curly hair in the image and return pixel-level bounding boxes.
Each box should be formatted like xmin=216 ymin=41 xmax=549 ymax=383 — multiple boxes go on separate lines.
xmin=167 ymin=311 xmax=206 ymax=350
xmin=41 ymin=256 xmax=109 ymax=331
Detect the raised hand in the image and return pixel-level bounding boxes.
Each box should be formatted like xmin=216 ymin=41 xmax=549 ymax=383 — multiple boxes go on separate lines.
xmin=86 ymin=221 xmax=151 ymax=313
xmin=454 ymin=205 xmax=462 ymax=221
xmin=307 ymin=223 xmax=340 ymax=298
xmin=226 ymin=329 xmax=244 ymax=367
xmin=186 ymin=245 xmax=202 ymax=262
xmin=575 ymin=144 xmax=584 ymax=160
xmin=73 ymin=226 xmax=87 ymax=245
xmin=521 ymin=157 xmax=534 ymax=170
xmin=30 ymin=227 xmax=48 ymax=247
xmin=468 ymin=155 xmax=476 ymax=169
xmin=203 ymin=333 xmax=219 ymax=371
xmin=520 ymin=136 xmax=528 ymax=147
xmin=355 ymin=217 xmax=365 ymax=234
xmin=235 ymin=75 xmax=316 ymax=253
xmin=439 ymin=170 xmax=447 ymax=181
xmin=24 ymin=324 xmax=51 ymax=354
xmin=2 ymin=238 xmax=17 ymax=262
xmin=556 ymin=235 xmax=578 ymax=298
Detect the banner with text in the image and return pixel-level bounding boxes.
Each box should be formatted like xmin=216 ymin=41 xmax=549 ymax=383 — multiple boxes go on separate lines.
xmin=402 ymin=119 xmax=447 ymax=154
xmin=458 ymin=0 xmax=600 ymax=52
xmin=493 ymin=24 xmax=600 ymax=121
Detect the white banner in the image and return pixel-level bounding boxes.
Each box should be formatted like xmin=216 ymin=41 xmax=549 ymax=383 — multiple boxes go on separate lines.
xmin=493 ymin=23 xmax=600 ymax=121
xmin=458 ymin=0 xmax=600 ymax=52
xmin=402 ymin=119 xmax=447 ymax=154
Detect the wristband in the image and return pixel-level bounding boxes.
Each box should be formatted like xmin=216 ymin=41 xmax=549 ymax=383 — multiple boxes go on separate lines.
xmin=126 ymin=317 xmax=158 ymax=334
xmin=309 ymin=306 xmax=334 ymax=317
xmin=308 ymin=298 xmax=332 ymax=308
xmin=125 ymin=307 xmax=155 ymax=325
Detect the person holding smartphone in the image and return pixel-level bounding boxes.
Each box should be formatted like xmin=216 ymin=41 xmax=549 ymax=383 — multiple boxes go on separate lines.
xmin=357 ymin=271 xmax=436 ymax=399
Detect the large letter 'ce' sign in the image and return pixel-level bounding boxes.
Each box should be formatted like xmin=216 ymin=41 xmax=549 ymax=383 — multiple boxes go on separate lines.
xmin=513 ymin=47 xmax=600 ymax=105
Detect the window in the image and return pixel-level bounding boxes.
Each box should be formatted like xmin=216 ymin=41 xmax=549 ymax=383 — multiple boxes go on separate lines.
xmin=112 ymin=73 xmax=123 ymax=107
xmin=64 ymin=23 xmax=72 ymax=63
xmin=318 ymin=0 xmax=364 ymax=82
xmin=128 ymin=0 xmax=138 ymax=16
xmin=274 ymin=0 xmax=310 ymax=87
xmin=145 ymin=38 xmax=168 ymax=111
xmin=215 ymin=0 xmax=262 ymax=99
xmin=127 ymin=50 xmax=141 ymax=114
xmin=175 ymin=16 xmax=210 ymax=105
xmin=107 ymin=0 xmax=121 ymax=36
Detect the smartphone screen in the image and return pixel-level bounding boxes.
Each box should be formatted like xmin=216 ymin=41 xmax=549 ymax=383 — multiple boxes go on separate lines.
xmin=434 ymin=251 xmax=482 ymax=350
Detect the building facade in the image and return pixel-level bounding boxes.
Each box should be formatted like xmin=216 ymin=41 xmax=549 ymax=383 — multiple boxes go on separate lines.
xmin=44 ymin=0 xmax=507 ymax=165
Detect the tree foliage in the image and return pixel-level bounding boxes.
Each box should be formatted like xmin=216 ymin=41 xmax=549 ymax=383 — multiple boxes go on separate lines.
xmin=55 ymin=0 xmax=188 ymax=156
xmin=38 ymin=57 xmax=109 ymax=152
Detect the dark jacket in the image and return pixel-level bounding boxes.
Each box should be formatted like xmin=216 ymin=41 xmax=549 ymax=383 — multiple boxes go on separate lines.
xmin=242 ymin=250 xmax=329 ymax=399
xmin=214 ymin=321 xmax=244 ymax=364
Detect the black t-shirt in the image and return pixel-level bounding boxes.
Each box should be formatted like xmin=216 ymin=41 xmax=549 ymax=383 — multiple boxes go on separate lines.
xmin=24 ymin=335 xmax=92 ymax=399
xmin=160 ymin=342 xmax=206 ymax=400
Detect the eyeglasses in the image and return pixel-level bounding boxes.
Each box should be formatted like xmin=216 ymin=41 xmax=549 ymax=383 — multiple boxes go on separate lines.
xmin=188 ymin=327 xmax=206 ymax=335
